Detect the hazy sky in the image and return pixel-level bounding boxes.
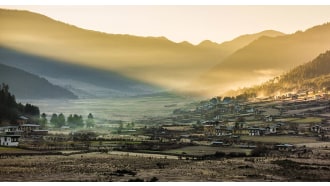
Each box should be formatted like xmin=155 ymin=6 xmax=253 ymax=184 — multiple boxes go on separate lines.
xmin=1 ymin=5 xmax=330 ymax=44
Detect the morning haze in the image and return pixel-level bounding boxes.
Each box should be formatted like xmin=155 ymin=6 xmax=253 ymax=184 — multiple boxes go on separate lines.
xmin=0 ymin=5 xmax=330 ymax=182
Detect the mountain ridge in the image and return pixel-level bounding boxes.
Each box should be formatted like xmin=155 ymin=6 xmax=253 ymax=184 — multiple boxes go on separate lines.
xmin=0 ymin=8 xmax=287 ymax=92
xmin=192 ymin=22 xmax=330 ymax=97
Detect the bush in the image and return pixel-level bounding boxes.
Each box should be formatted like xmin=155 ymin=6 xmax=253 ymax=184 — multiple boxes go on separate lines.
xmin=149 ymin=177 xmax=159 ymax=182
xmin=214 ymin=151 xmax=226 ymax=158
xmin=128 ymin=178 xmax=144 ymax=182
xmin=251 ymin=145 xmax=268 ymax=157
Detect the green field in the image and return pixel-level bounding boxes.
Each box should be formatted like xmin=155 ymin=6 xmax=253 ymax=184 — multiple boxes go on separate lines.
xmin=0 ymin=146 xmax=24 ymax=152
xmin=20 ymin=94 xmax=194 ymax=122
xmin=276 ymin=117 xmax=322 ymax=124
xmin=241 ymin=136 xmax=318 ymax=144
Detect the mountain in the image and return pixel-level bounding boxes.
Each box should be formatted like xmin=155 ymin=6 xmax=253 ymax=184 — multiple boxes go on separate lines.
xmin=230 ymin=50 xmax=330 ymax=97
xmin=0 ymin=63 xmax=77 ymax=99
xmin=197 ymin=30 xmax=284 ymax=56
xmin=0 ymin=8 xmax=285 ymax=92
xmin=193 ymin=23 xmax=330 ymax=97
xmin=0 ymin=46 xmax=160 ymax=98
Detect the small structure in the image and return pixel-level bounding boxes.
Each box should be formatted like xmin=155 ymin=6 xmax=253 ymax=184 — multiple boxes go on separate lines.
xmin=215 ymin=125 xmax=233 ymax=136
xmin=265 ymin=125 xmax=278 ymax=135
xmin=310 ymin=125 xmax=322 ymax=133
xmin=16 ymin=116 xmax=29 ymax=125
xmin=233 ymin=128 xmax=249 ymax=136
xmin=248 ymin=127 xmax=266 ymax=136
xmin=0 ymin=134 xmax=20 ymax=146
xmin=211 ymin=141 xmax=224 ymax=146
xmin=275 ymin=144 xmax=295 ymax=151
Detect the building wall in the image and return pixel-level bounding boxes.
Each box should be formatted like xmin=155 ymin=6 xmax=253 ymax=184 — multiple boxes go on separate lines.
xmin=0 ymin=136 xmax=19 ymax=147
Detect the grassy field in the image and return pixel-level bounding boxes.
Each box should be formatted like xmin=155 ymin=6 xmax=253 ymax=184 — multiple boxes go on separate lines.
xmin=241 ymin=136 xmax=318 ymax=144
xmin=290 ymin=117 xmax=323 ymax=124
xmin=275 ymin=117 xmax=322 ymax=124
xmin=0 ymin=147 xmax=21 ymax=151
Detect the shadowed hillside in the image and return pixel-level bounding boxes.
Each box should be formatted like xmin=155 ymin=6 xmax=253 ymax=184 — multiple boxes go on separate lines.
xmin=0 ymin=47 xmax=161 ymax=98
xmin=0 ymin=63 xmax=77 ymax=99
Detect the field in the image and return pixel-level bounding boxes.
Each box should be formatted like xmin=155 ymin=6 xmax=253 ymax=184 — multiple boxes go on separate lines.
xmin=275 ymin=117 xmax=323 ymax=123
xmin=164 ymin=146 xmax=251 ymax=156
xmin=240 ymin=136 xmax=319 ymax=144
xmin=19 ymin=94 xmax=194 ymax=122
xmin=0 ymin=152 xmax=329 ymax=181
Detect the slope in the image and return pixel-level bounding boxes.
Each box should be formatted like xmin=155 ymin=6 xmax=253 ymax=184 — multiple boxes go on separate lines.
xmin=0 ymin=46 xmax=160 ymax=98
xmin=0 ymin=63 xmax=77 ymax=99
xmin=231 ymin=50 xmax=330 ymax=97
xmin=197 ymin=30 xmax=284 ymax=56
xmin=193 ymin=23 xmax=330 ymax=97
xmin=0 ymin=8 xmax=284 ymax=91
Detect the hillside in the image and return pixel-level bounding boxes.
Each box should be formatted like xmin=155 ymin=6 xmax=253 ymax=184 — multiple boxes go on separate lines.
xmin=0 ymin=83 xmax=41 ymax=124
xmin=0 ymin=63 xmax=77 ymax=99
xmin=0 ymin=47 xmax=161 ymax=98
xmin=193 ymin=23 xmax=330 ymax=97
xmin=231 ymin=50 xmax=330 ymax=97
xmin=197 ymin=30 xmax=284 ymax=56
xmin=0 ymin=8 xmax=284 ymax=91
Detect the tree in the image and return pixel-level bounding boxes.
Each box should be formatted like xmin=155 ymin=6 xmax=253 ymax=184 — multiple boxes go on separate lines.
xmin=67 ymin=114 xmax=84 ymax=128
xmin=57 ymin=113 xmax=66 ymax=128
xmin=0 ymin=83 xmax=40 ymax=123
xmin=50 ymin=113 xmax=58 ymax=126
xmin=39 ymin=113 xmax=47 ymax=128
xmin=117 ymin=120 xmax=124 ymax=134
xmin=86 ymin=113 xmax=95 ymax=128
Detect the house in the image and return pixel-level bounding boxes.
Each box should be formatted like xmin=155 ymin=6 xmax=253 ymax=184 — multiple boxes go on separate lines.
xmin=203 ymin=125 xmax=216 ymax=136
xmin=265 ymin=125 xmax=278 ymax=135
xmin=211 ymin=141 xmax=224 ymax=146
xmin=248 ymin=127 xmax=266 ymax=136
xmin=233 ymin=128 xmax=249 ymax=136
xmin=310 ymin=125 xmax=322 ymax=133
xmin=275 ymin=144 xmax=295 ymax=151
xmin=0 ymin=134 xmax=20 ymax=146
xmin=215 ymin=125 xmax=233 ymax=136
xmin=264 ymin=115 xmax=273 ymax=122
xmin=0 ymin=126 xmax=19 ymax=134
xmin=16 ymin=116 xmax=29 ymax=125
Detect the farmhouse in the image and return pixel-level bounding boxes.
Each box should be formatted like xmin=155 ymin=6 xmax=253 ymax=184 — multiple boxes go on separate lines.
xmin=265 ymin=125 xmax=278 ymax=135
xmin=0 ymin=134 xmax=20 ymax=146
xmin=275 ymin=144 xmax=295 ymax=151
xmin=215 ymin=125 xmax=233 ymax=136
xmin=247 ymin=127 xmax=266 ymax=136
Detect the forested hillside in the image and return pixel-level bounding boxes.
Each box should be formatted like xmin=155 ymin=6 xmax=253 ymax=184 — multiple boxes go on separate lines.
xmin=232 ymin=50 xmax=330 ymax=98
xmin=0 ymin=83 xmax=40 ymax=123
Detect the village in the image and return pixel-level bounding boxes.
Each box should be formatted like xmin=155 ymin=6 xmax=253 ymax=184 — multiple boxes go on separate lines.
xmin=0 ymin=89 xmax=330 ymax=181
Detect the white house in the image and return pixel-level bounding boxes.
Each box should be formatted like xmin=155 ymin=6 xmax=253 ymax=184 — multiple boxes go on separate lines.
xmin=0 ymin=134 xmax=20 ymax=146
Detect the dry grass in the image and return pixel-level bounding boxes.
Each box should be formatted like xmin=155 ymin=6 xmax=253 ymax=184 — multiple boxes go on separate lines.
xmin=164 ymin=146 xmax=251 ymax=156
xmin=241 ymin=136 xmax=318 ymax=144
xmin=0 ymin=152 xmax=328 ymax=181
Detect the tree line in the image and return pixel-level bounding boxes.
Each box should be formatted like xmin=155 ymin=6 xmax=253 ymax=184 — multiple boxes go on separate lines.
xmin=0 ymin=83 xmax=40 ymax=123
xmin=40 ymin=112 xmax=95 ymax=129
